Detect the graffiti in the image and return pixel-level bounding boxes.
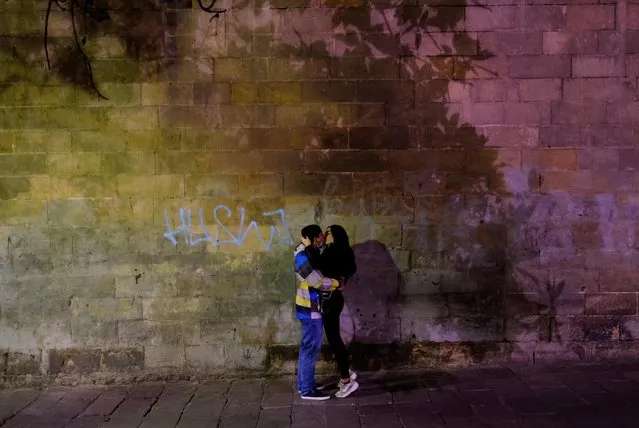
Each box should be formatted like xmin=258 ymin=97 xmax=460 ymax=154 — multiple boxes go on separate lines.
xmin=163 ymin=205 xmax=293 ymax=251
xmin=319 ymin=175 xmax=416 ymax=219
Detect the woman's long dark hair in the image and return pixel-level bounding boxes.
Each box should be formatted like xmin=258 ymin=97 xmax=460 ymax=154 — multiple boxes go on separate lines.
xmin=322 ymin=225 xmax=357 ymax=280
xmin=328 ymin=224 xmax=350 ymax=248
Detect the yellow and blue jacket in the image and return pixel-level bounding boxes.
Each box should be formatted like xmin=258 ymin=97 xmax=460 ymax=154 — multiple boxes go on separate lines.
xmin=294 ymin=243 xmax=339 ymax=320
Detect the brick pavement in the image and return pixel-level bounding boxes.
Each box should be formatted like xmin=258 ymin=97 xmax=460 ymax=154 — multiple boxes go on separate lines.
xmin=2 ymin=363 xmax=639 ymax=428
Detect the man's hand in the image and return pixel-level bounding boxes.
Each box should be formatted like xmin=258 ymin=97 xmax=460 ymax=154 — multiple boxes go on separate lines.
xmin=301 ymin=236 xmax=311 ymax=247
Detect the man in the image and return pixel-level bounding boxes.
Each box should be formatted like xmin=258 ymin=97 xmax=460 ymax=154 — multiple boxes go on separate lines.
xmin=295 ymin=224 xmax=340 ymax=400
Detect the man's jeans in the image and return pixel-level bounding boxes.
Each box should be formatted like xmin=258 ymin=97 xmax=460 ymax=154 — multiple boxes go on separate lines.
xmin=297 ymin=318 xmax=323 ymax=395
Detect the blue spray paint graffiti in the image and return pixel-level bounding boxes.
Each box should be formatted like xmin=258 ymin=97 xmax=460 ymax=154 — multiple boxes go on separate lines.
xmin=163 ymin=205 xmax=294 ymax=250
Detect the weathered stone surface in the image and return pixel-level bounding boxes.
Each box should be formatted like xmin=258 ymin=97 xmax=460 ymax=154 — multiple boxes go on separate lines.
xmin=1 ymin=0 xmax=639 ymax=380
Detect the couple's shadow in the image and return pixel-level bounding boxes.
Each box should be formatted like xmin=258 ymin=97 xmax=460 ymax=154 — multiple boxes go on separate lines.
xmin=320 ymin=240 xmax=404 ymax=371
xmin=316 ymin=239 xmax=457 ymax=395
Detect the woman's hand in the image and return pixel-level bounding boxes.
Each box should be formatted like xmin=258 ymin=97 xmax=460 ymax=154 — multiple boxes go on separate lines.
xmin=301 ymin=236 xmax=311 ymax=247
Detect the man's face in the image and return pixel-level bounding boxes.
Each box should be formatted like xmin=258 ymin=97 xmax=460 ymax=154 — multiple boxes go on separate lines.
xmin=313 ymin=234 xmax=325 ymax=247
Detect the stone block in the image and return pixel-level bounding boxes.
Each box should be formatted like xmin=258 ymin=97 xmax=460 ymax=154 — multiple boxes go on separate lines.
xmin=142 ymin=297 xmax=215 ymax=321
xmin=389 ymin=149 xmax=465 ymax=172
xmin=118 ymin=320 xmax=199 ymax=346
xmin=185 ymin=345 xmax=225 ymax=369
xmin=5 ymin=350 xmax=40 ymax=375
xmin=607 ymin=102 xmax=639 ymax=124
xmin=159 ymin=106 xmax=218 ymax=128
xmin=144 ymin=345 xmax=186 ymax=368
xmin=478 ymin=31 xmax=542 ymax=55
xmin=522 ymin=149 xmax=577 ymax=171
xmin=102 ymin=348 xmax=144 ymax=372
xmin=566 ymin=5 xmax=615 ymax=30
xmin=233 ymin=82 xmax=302 ymax=104
xmin=141 ymin=83 xmax=193 ymax=106
xmin=572 ymin=55 xmax=624 ymax=77
xmin=0 ymin=154 xmax=47 ymax=175
xmin=460 ymin=101 xmax=506 ymax=125
xmin=551 ymin=102 xmax=607 ymax=125
xmin=13 ymin=130 xmax=70 ymax=153
xmin=78 ymin=83 xmax=140 ymax=106
xmin=478 ymin=125 xmax=539 ymax=148
xmin=563 ymin=78 xmax=636 ymax=101
xmin=117 ymin=174 xmax=184 ymax=198
xmin=331 ymin=57 xmax=398 ymax=79
xmin=301 ymin=80 xmax=357 ymax=103
xmin=266 ymin=58 xmax=331 ymax=80
xmin=219 ymin=105 xmax=275 ymax=127
xmin=47 ymin=199 xmax=97 ymax=227
xmin=585 ymin=293 xmax=637 ymax=315
xmin=403 ymin=57 xmax=455 ymax=79
xmin=48 ymin=348 xmax=101 ymax=375
xmin=356 ymin=80 xmax=414 ymax=104
xmin=70 ymin=316 xmax=118 ymax=346
xmin=599 ymin=268 xmax=639 ymax=292
xmin=102 ymin=151 xmax=154 ymax=175
xmin=550 ymin=269 xmax=598 ymax=294
xmin=306 ymin=150 xmax=388 ymax=173
xmin=543 ymin=31 xmax=598 ymax=55
xmin=504 ymin=102 xmax=551 ymax=125
xmin=224 ymin=345 xmax=268 ymax=370
xmin=48 ymin=153 xmax=101 ymax=176
xmin=193 ymin=82 xmax=231 ymax=105
xmin=465 ymin=6 xmax=517 ymax=31
xmin=508 ymin=55 xmax=571 ymax=78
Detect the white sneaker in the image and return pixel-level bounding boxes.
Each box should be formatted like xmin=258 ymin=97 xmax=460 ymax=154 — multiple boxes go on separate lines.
xmin=349 ymin=370 xmax=357 ymax=381
xmin=335 ymin=380 xmax=359 ymax=398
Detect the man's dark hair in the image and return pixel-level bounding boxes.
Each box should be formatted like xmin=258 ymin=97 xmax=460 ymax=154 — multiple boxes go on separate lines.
xmin=301 ymin=224 xmax=323 ymax=240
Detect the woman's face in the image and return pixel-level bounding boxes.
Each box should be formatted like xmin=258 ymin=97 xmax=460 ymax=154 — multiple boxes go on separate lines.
xmin=324 ymin=227 xmax=334 ymax=245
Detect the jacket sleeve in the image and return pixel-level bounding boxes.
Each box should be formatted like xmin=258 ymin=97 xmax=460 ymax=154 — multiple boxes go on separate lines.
xmin=296 ymin=252 xmax=339 ymax=291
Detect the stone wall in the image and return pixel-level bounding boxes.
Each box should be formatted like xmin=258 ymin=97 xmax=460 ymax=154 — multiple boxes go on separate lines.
xmin=2 ymin=0 xmax=639 ymax=384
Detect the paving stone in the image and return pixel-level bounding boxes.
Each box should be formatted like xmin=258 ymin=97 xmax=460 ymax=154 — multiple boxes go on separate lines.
xmin=325 ymin=406 xmax=359 ymax=426
xmin=486 ymin=379 xmax=535 ymax=398
xmin=263 ymin=392 xmax=294 ymax=408
xmin=504 ymin=396 xmax=554 ymax=415
xmin=358 ymin=404 xmax=395 ymax=415
xmin=139 ymin=389 xmax=194 ymax=428
xmin=227 ymin=379 xmax=264 ymax=404
xmin=291 ymin=405 xmax=325 ymax=427
xmin=0 ymin=390 xmax=40 ymax=424
xmin=219 ymin=403 xmax=261 ymax=428
xmin=256 ymin=408 xmax=292 ymax=428
xmin=458 ymin=389 xmax=500 ymax=405
xmin=471 ymin=403 xmax=517 ymax=422
xmin=176 ymin=395 xmax=225 ymax=427
xmin=391 ymin=387 xmax=430 ymax=403
xmin=441 ymin=417 xmax=485 ymax=428
xmin=519 ymin=414 xmax=572 ymax=428
xmin=356 ymin=388 xmax=393 ymax=406
xmin=101 ymin=397 xmax=156 ymax=426
xmin=360 ymin=413 xmax=403 ymax=428
xmin=64 ymin=415 xmax=106 ymax=428
xmin=532 ymin=385 xmax=587 ymax=407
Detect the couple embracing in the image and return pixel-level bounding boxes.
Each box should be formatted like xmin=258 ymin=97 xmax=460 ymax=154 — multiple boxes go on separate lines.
xmin=294 ymin=224 xmax=360 ymax=400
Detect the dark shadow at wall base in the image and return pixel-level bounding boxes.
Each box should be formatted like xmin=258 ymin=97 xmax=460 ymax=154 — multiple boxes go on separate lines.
xmin=269 ymin=340 xmax=639 ymax=373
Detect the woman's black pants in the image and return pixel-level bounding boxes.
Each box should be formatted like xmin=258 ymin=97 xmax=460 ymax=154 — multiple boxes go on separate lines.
xmin=322 ymin=291 xmax=350 ymax=379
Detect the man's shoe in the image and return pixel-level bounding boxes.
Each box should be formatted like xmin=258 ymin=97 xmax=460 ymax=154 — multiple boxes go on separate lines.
xmin=349 ymin=370 xmax=357 ymax=381
xmin=335 ymin=380 xmax=359 ymax=398
xmin=301 ymin=389 xmax=331 ymax=401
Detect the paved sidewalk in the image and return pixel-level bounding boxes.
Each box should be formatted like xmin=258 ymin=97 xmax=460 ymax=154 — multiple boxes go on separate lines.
xmin=2 ymin=363 xmax=639 ymax=427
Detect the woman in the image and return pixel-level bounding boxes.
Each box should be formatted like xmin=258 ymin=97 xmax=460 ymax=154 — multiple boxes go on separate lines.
xmin=317 ymin=225 xmax=359 ymax=398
